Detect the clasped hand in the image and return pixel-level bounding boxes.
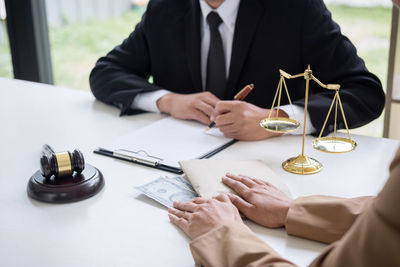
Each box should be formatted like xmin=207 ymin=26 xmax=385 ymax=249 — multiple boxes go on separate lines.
xmin=157 ymin=92 xmax=219 ymax=125
xmin=210 ymin=101 xmax=286 ymax=140
xmin=168 ymin=194 xmax=243 ymax=240
xmin=168 ymin=173 xmax=292 ymax=240
xmin=157 ymin=92 xmax=287 ymax=141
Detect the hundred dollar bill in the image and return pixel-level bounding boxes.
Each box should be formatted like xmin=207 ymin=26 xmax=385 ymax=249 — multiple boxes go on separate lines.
xmin=168 ymin=176 xmax=196 ymax=193
xmin=136 ymin=177 xmax=198 ymax=208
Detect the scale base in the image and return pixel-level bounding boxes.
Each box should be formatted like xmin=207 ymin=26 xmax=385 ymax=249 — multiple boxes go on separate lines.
xmin=282 ymin=155 xmax=323 ymax=175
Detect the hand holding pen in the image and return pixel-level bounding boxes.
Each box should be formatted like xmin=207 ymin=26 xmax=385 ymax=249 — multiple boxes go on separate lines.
xmin=207 ymin=84 xmax=288 ymax=141
xmin=207 ymin=84 xmax=254 ymax=130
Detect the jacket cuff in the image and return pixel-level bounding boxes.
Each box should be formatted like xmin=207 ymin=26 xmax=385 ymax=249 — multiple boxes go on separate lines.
xmin=285 ymin=195 xmax=373 ymax=244
xmin=279 ymin=104 xmax=316 ymax=135
xmin=190 ymin=223 xmax=293 ymax=267
xmin=131 ymin=89 xmax=171 ymax=113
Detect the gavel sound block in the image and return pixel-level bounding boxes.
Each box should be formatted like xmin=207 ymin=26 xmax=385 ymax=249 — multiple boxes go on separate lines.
xmin=27 ymin=145 xmax=104 ymax=203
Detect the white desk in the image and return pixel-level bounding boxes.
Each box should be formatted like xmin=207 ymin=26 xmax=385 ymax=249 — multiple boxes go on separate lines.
xmin=1 ymin=78 xmax=399 ymax=267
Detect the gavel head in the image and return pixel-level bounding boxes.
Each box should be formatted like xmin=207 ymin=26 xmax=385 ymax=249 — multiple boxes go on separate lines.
xmin=40 ymin=149 xmax=85 ymax=179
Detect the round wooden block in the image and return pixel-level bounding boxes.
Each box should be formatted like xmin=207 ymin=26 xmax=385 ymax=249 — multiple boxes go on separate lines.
xmin=27 ymin=164 xmax=104 ymax=203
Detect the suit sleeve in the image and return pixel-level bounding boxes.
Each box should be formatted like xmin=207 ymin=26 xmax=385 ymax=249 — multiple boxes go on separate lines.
xmin=298 ymin=0 xmax=385 ymax=134
xmin=285 ymin=195 xmax=374 ymax=244
xmin=190 ymin=223 xmax=296 ymax=267
xmin=89 ymin=5 xmax=162 ymax=116
xmin=309 ymin=147 xmax=400 ymax=267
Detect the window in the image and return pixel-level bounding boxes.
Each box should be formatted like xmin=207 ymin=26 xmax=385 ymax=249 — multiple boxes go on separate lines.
xmin=392 ymin=13 xmax=400 ymax=102
xmin=386 ymin=7 xmax=400 ymax=139
xmin=389 ymin=104 xmax=400 ymax=138
xmin=46 ymin=0 xmax=147 ymax=90
xmin=0 ymin=0 xmax=13 ymax=78
xmin=327 ymin=2 xmax=392 ymax=138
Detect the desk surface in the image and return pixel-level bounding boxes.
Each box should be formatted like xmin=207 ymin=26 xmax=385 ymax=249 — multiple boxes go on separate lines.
xmin=1 ymin=78 xmax=399 ymax=267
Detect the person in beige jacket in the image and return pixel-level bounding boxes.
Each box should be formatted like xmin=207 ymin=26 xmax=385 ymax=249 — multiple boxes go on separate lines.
xmin=168 ymin=146 xmax=400 ymax=266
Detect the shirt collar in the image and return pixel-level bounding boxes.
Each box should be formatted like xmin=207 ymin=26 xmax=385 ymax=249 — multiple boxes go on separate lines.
xmin=199 ymin=0 xmax=240 ymax=32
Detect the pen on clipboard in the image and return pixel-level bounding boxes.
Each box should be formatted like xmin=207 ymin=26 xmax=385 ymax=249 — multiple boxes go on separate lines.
xmin=206 ymin=83 xmax=254 ymax=130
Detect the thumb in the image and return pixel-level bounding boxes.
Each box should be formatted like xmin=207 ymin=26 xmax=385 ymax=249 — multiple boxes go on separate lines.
xmin=210 ymin=110 xmax=219 ymax=122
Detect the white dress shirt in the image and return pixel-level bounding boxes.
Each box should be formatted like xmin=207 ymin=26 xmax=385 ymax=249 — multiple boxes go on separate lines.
xmin=131 ymin=0 xmax=315 ymax=135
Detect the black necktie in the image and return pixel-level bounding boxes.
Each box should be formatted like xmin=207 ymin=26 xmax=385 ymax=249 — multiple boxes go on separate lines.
xmin=206 ymin=11 xmax=226 ymax=99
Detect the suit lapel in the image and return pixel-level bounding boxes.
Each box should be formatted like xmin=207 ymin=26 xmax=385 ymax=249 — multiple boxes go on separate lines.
xmin=227 ymin=0 xmax=264 ymax=98
xmin=184 ymin=0 xmax=203 ymax=92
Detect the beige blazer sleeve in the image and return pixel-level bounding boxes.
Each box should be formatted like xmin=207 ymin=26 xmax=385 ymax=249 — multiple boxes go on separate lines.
xmin=189 ymin=195 xmax=373 ymax=267
xmin=190 ymin=223 xmax=296 ymax=267
xmin=285 ymin=195 xmax=374 ymax=244
xmin=310 ymin=147 xmax=400 ymax=267
xmin=189 ymin=148 xmax=400 ymax=267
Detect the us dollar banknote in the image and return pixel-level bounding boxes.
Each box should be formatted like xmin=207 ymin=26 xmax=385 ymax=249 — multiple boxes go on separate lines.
xmin=169 ymin=176 xmax=196 ymax=193
xmin=136 ymin=177 xmax=198 ymax=208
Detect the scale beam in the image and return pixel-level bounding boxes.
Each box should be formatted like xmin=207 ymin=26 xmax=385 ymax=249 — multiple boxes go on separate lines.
xmin=260 ymin=65 xmax=356 ymax=175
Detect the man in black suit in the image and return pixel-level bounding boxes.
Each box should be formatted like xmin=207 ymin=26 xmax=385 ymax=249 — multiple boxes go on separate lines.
xmin=90 ymin=0 xmax=385 ymax=141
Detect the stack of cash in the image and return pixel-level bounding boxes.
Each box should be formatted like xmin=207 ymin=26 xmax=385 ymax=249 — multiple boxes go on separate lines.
xmin=136 ymin=176 xmax=198 ymax=208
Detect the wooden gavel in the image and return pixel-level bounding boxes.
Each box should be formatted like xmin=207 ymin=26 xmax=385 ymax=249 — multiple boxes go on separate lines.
xmin=40 ymin=144 xmax=85 ymax=179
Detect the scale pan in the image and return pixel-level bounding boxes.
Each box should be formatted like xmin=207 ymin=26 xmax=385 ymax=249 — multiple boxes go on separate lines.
xmin=312 ymin=136 xmax=357 ymax=153
xmin=260 ymin=117 xmax=300 ymax=133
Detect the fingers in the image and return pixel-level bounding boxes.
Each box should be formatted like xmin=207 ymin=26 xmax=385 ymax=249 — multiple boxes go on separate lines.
xmin=260 ymin=180 xmax=276 ymax=188
xmin=168 ymin=208 xmax=192 ymax=220
xmin=227 ymin=194 xmax=253 ymax=213
xmin=216 ymin=114 xmax=241 ymax=137
xmin=168 ymin=213 xmax=189 ymax=232
xmin=228 ymin=173 xmax=275 ymax=188
xmin=251 ymin=178 xmax=276 ymax=189
xmin=192 ymin=197 xmax=208 ymax=204
xmin=222 ymin=176 xmax=252 ymax=201
xmin=226 ymin=173 xmax=257 ymax=188
xmin=173 ymin=201 xmax=197 ymax=212
xmin=200 ymin=92 xmax=220 ymax=107
xmin=194 ymin=100 xmax=215 ymax=117
xmin=214 ymin=101 xmax=237 ymax=114
xmin=215 ymin=112 xmax=236 ymax=127
xmin=190 ymin=96 xmax=218 ymax=124
xmin=219 ymin=125 xmax=239 ymax=135
xmin=210 ymin=101 xmax=236 ymax=121
xmin=212 ymin=194 xmax=230 ymax=203
xmin=247 ymin=176 xmax=266 ymax=186
xmin=191 ymin=109 xmax=211 ymax=125
xmin=219 ymin=126 xmax=241 ymax=140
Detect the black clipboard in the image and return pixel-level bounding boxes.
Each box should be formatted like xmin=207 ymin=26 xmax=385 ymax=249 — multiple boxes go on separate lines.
xmin=93 ymin=139 xmax=237 ymax=174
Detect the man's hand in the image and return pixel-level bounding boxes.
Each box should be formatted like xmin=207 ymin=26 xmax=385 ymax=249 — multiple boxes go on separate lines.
xmin=222 ymin=173 xmax=292 ymax=228
xmin=210 ymin=101 xmax=288 ymax=141
xmin=168 ymin=194 xmax=243 ymax=240
xmin=157 ymin=92 xmax=219 ymax=125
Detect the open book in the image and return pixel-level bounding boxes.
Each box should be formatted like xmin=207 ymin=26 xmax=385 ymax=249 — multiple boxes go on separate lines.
xmin=179 ymin=159 xmax=291 ymax=198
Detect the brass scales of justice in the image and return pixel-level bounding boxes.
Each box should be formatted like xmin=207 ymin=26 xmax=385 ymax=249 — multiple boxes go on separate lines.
xmin=260 ymin=65 xmax=357 ymax=175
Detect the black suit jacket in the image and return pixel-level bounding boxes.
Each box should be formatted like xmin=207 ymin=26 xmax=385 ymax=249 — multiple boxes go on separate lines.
xmin=90 ymin=0 xmax=385 ymax=134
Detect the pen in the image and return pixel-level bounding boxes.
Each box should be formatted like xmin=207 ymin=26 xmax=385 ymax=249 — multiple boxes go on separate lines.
xmin=206 ymin=83 xmax=254 ymax=130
